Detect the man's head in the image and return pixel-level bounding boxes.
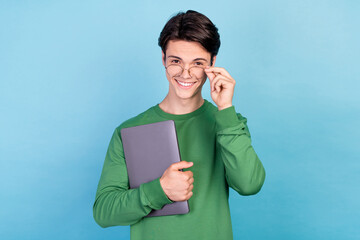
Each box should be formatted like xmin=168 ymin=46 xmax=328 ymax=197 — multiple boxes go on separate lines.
xmin=158 ymin=10 xmax=220 ymax=66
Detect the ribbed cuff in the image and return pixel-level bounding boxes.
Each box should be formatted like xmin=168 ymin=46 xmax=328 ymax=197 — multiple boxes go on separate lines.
xmin=214 ymin=106 xmax=240 ymax=131
xmin=141 ymin=177 xmax=173 ymax=210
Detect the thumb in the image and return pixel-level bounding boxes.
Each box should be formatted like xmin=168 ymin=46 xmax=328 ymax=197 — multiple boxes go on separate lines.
xmin=171 ymin=161 xmax=193 ymax=171
xmin=205 ymin=70 xmax=216 ymax=81
xmin=205 ymin=67 xmax=216 ymax=82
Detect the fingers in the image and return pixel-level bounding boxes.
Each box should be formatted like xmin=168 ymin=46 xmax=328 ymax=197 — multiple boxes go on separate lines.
xmin=205 ymin=69 xmax=217 ymax=81
xmin=184 ymin=182 xmax=194 ymax=200
xmin=210 ymin=74 xmax=235 ymax=93
xmin=186 ymin=175 xmax=194 ymax=192
xmin=205 ymin=67 xmax=235 ymax=92
xmin=183 ymin=171 xmax=194 ymax=196
xmin=183 ymin=170 xmax=193 ymax=178
xmin=205 ymin=66 xmax=232 ymax=79
xmin=213 ymin=76 xmax=224 ymax=93
xmin=188 ymin=176 xmax=194 ymax=185
xmin=185 ymin=191 xmax=193 ymax=200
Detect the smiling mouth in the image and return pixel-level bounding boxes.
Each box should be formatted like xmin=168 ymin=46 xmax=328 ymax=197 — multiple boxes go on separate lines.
xmin=175 ymin=79 xmax=196 ymax=88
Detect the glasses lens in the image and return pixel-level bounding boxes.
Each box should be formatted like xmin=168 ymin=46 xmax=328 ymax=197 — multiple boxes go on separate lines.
xmin=189 ymin=66 xmax=205 ymax=79
xmin=166 ymin=65 xmax=183 ymax=77
xmin=166 ymin=65 xmax=205 ymax=79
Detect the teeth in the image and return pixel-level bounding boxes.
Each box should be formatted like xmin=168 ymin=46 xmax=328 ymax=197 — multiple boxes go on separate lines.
xmin=177 ymin=80 xmax=194 ymax=87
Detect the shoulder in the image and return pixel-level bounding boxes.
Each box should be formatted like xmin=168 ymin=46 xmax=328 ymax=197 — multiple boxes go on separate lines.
xmin=114 ymin=105 xmax=158 ymax=133
xmin=204 ymin=99 xmax=218 ymax=113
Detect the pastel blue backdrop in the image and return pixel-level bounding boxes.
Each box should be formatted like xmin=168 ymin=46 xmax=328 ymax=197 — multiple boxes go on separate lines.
xmin=0 ymin=1 xmax=359 ymax=239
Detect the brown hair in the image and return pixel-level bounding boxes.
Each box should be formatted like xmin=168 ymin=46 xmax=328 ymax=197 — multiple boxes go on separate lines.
xmin=158 ymin=10 xmax=220 ymax=65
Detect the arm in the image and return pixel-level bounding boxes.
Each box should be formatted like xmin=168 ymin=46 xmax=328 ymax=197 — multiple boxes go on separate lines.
xmin=93 ymin=127 xmax=173 ymax=227
xmin=215 ymin=106 xmax=266 ymax=196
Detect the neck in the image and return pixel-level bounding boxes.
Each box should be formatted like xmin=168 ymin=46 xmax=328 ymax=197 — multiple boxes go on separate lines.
xmin=159 ymin=95 xmax=205 ymax=115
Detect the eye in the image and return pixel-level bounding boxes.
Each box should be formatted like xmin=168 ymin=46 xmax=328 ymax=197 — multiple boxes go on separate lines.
xmin=194 ymin=61 xmax=204 ymax=66
xmin=171 ymin=59 xmax=181 ymax=64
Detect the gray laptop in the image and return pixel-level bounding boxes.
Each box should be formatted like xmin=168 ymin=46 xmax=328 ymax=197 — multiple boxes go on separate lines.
xmin=120 ymin=120 xmax=190 ymax=217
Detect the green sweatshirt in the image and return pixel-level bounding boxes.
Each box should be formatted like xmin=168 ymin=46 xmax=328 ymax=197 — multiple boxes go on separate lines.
xmin=93 ymin=99 xmax=265 ymax=240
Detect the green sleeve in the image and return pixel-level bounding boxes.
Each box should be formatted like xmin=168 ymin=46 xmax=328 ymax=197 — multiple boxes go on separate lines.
xmin=214 ymin=106 xmax=266 ymax=196
xmin=93 ymin=127 xmax=173 ymax=228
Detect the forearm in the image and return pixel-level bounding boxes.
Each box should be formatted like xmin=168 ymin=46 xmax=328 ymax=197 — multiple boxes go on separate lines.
xmin=215 ymin=106 xmax=266 ymax=196
xmin=93 ymin=177 xmax=171 ymax=227
xmin=93 ymin=128 xmax=172 ymax=227
xmin=217 ymin=131 xmax=265 ymax=195
xmin=93 ymin=186 xmax=150 ymax=227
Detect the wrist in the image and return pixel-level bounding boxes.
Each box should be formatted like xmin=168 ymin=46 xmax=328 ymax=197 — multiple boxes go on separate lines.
xmin=141 ymin=177 xmax=173 ymax=209
xmin=159 ymin=177 xmax=169 ymax=198
xmin=218 ymin=104 xmax=232 ymax=111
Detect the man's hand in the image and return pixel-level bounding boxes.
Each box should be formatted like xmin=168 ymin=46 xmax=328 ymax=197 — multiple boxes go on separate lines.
xmin=160 ymin=161 xmax=194 ymax=201
xmin=204 ymin=66 xmax=236 ymax=111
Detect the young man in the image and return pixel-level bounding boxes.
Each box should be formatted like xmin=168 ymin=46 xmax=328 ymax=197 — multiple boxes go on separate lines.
xmin=93 ymin=10 xmax=265 ymax=240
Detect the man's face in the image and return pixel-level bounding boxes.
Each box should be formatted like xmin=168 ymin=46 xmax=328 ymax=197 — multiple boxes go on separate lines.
xmin=162 ymin=40 xmax=215 ymax=101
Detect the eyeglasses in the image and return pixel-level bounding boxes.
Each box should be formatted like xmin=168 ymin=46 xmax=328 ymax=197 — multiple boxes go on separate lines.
xmin=165 ymin=64 xmax=207 ymax=79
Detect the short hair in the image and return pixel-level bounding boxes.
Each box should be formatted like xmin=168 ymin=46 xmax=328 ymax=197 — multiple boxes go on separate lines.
xmin=158 ymin=10 xmax=221 ymax=65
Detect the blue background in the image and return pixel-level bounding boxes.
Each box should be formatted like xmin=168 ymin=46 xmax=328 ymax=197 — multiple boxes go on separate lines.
xmin=1 ymin=1 xmax=359 ymax=239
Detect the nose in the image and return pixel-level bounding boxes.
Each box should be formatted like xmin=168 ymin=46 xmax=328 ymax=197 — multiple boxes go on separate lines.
xmin=180 ymin=66 xmax=192 ymax=79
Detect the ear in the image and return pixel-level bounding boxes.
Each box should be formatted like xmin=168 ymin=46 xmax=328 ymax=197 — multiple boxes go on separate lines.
xmin=162 ymin=51 xmax=166 ymax=67
xmin=211 ymin=55 xmax=217 ymax=66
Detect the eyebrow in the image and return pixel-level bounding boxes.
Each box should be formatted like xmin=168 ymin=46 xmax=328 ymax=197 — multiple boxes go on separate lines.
xmin=167 ymin=55 xmax=208 ymax=62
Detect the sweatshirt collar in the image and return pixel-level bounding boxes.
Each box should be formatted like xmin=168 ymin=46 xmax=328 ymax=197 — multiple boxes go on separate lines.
xmin=153 ymin=99 xmax=210 ymax=121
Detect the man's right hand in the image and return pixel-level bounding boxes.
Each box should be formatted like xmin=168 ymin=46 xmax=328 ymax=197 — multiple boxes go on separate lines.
xmin=159 ymin=161 xmax=194 ymax=202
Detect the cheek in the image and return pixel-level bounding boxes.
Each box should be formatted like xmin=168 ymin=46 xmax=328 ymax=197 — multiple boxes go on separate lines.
xmin=165 ymin=70 xmax=173 ymax=81
xmin=200 ymin=73 xmax=208 ymax=83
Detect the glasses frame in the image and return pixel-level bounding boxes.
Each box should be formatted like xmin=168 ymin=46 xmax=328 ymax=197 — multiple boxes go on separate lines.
xmin=165 ymin=64 xmax=209 ymax=79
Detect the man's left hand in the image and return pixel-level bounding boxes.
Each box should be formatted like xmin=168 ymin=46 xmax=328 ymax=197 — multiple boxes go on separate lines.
xmin=204 ymin=66 xmax=236 ymax=111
